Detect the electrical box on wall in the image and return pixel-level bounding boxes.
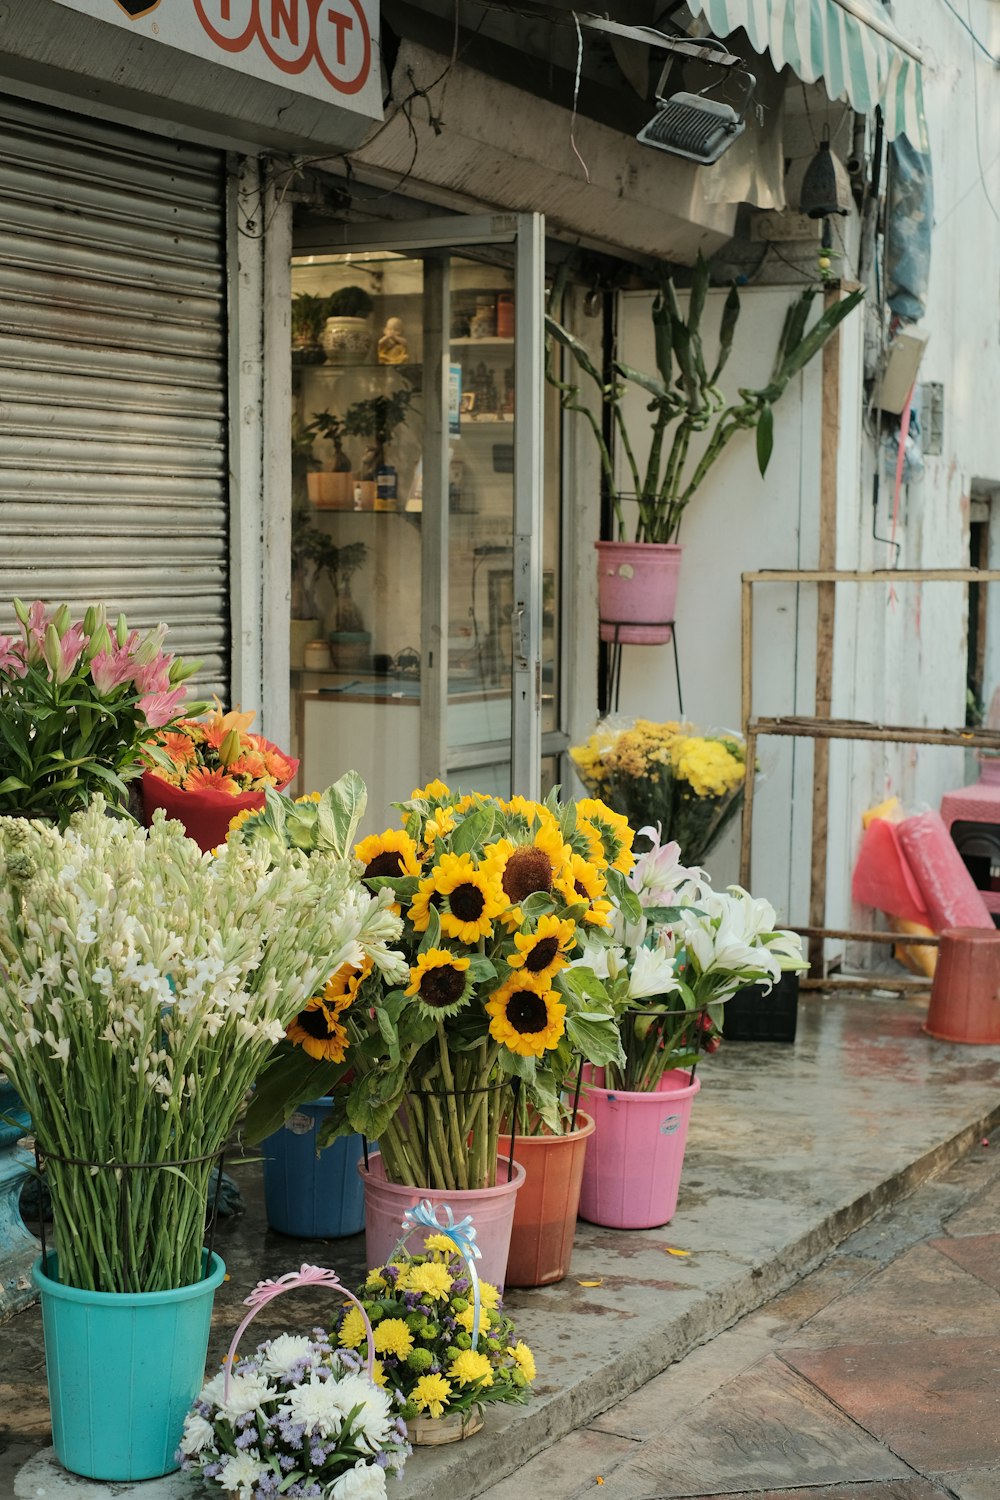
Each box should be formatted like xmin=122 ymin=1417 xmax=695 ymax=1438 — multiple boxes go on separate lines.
xmin=876 ymin=328 xmax=929 ymax=414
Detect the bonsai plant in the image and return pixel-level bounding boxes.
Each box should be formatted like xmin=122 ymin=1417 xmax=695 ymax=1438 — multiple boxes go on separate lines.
xmin=322 ymin=285 xmax=376 ymax=364
xmin=545 ymin=257 xmax=864 ymax=642
xmin=290 ymin=292 xmax=329 ymax=365
xmin=342 ymin=387 xmax=414 ymax=507
xmin=305 ymin=408 xmax=353 ymax=509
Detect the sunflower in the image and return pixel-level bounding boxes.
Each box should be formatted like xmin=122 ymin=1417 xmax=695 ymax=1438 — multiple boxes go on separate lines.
xmin=227 ymin=806 xmax=256 ymax=837
xmin=575 ymin=797 xmax=635 ymax=875
xmin=486 ymin=974 xmax=566 ymax=1058
xmin=404 ymin=948 xmax=473 ymax=1018
xmin=507 ymin=913 xmax=577 ymax=981
xmin=483 ymin=821 xmax=571 ymax=912
xmin=408 ymin=874 xmax=444 ymax=934
xmin=555 ymin=852 xmax=613 ymax=928
xmin=424 ymin=805 xmax=457 ymax=845
xmin=285 ymin=997 xmax=349 ymax=1063
xmin=323 ymin=958 xmax=372 ymax=1013
xmin=430 ymin=852 xmax=507 ymax=944
xmin=411 ymin=778 xmax=451 ymax=802
xmin=355 ymin=828 xmax=423 ymax=883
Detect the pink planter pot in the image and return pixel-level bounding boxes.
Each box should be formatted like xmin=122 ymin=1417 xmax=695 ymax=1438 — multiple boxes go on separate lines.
xmin=595 ymin=541 xmax=682 ymax=645
xmin=578 ymin=1069 xmax=700 ymax=1229
xmin=505 ymin=1112 xmax=595 ymax=1288
xmin=358 ymin=1152 xmax=525 ymax=1290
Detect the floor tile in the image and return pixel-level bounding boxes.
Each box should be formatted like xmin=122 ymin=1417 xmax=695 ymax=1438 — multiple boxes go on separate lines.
xmin=586 ymin=1356 xmax=912 ymax=1497
xmin=929 ymin=1233 xmax=1000 ymax=1294
xmin=785 ymin=1241 xmax=1000 ymax=1347
xmin=649 ymin=1485 xmax=948 ymax=1500
xmin=929 ymin=1464 xmax=1000 ymax=1499
xmin=783 ymin=1333 xmax=1000 ymax=1471
xmin=475 ymin=1428 xmax=640 ymax=1500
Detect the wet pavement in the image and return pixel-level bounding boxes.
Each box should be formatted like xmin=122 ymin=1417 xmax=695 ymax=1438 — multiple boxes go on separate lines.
xmin=4 ymin=989 xmax=1000 ymax=1499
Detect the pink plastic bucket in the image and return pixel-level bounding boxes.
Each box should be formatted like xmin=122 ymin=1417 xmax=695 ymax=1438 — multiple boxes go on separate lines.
xmin=595 ymin=541 xmax=682 ymax=645
xmin=578 ymin=1069 xmax=700 ymax=1229
xmin=358 ymin=1152 xmax=525 ymax=1290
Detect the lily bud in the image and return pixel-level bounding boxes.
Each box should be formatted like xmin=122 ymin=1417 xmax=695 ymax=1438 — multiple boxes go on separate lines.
xmin=12 ymin=597 xmax=29 ymax=626
xmin=219 ymin=728 xmax=242 ymax=766
xmin=168 ymin=656 xmax=202 ymax=684
xmin=42 ymin=622 xmax=62 ymax=676
xmin=116 ymin=613 xmax=128 ymax=648
xmin=85 ymin=623 xmax=110 ymax=661
xmin=52 ymin=604 xmax=71 ymax=637
xmin=82 ymin=605 xmax=97 ymax=637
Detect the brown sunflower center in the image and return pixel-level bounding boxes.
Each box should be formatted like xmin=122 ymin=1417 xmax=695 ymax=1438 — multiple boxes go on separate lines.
xmin=449 ymin=882 xmax=486 ymax=922
xmin=365 ymin=851 xmax=405 ymax=879
xmin=506 ymin=990 xmax=549 ymax=1034
xmin=419 ymin=965 xmax=467 ymax=1008
xmin=502 ymin=847 xmax=553 ymax=903
xmin=297 ymin=1005 xmax=336 ymax=1039
xmin=525 ymin=937 xmax=560 ymax=973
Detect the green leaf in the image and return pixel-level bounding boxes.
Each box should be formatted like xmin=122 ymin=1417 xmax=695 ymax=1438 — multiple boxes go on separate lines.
xmin=709 ymin=284 xmax=742 ymax=384
xmin=567 ymin=1011 xmax=625 ymax=1068
xmin=242 ymin=1047 xmax=344 ymax=1144
xmin=323 ymin=770 xmax=368 ymax=856
xmin=544 ymin=314 xmax=604 ymax=387
xmin=604 ymin=866 xmax=642 ymax=924
xmin=346 ymin=1064 xmax=407 ymax=1139
xmin=613 ymin=360 xmax=675 ymax=407
xmin=450 ymin=805 xmax=496 ymax=856
xmin=557 ymin=966 xmax=611 ymax=1005
xmin=756 ymin=402 xmax=774 ymax=477
xmin=418 ymin=903 xmax=442 ymax=955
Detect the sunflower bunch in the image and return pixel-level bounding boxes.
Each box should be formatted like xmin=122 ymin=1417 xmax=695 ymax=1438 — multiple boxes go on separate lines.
xmin=245 ymin=781 xmax=633 ymax=1188
xmin=570 ymin=717 xmax=748 ymax=869
xmin=336 ymin=1240 xmax=535 ymax=1427
xmin=143 ymin=699 xmax=296 ymax=795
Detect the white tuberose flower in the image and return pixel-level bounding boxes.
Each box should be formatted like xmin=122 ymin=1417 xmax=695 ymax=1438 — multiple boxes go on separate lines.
xmin=330 ymin=1461 xmax=389 ymax=1500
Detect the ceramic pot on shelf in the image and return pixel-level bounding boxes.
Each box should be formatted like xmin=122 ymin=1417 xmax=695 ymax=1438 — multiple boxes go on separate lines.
xmin=321 ymin=317 xmax=374 ymax=365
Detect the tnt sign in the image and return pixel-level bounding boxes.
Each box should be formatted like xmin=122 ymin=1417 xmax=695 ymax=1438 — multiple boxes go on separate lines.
xmin=48 ymin=0 xmax=380 ymax=117
xmin=194 ymin=0 xmax=371 ymax=93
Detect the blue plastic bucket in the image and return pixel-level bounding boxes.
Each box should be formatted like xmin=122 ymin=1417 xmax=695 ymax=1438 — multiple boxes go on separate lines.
xmin=33 ymin=1249 xmax=225 ymax=1481
xmin=262 ymin=1101 xmax=368 ymax=1238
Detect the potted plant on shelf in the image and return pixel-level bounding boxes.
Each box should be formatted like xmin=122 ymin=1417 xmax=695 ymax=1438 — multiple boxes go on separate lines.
xmin=0 ymin=798 xmax=403 ymax=1482
xmin=244 ymin=782 xmax=628 ymax=1289
xmin=343 ymin=386 xmax=414 ymax=510
xmin=305 ymin=408 xmax=354 ymax=510
xmin=545 ymin=258 xmax=864 ymax=643
xmin=325 ymin=540 xmax=371 ymax=671
xmin=573 ymin=829 xmax=807 ymax=1230
xmin=570 ymin=717 xmax=749 ymax=871
xmin=0 ymin=597 xmax=200 ymax=825
xmin=322 ymin=284 xmax=376 ymax=365
xmin=291 ymin=291 xmax=330 ymax=366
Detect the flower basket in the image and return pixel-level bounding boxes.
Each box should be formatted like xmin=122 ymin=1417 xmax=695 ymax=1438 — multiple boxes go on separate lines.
xmin=335 ymin=1201 xmax=535 ymax=1445
xmin=179 ymin=1263 xmax=410 ymax=1499
xmin=140 ymin=749 xmax=297 ymax=854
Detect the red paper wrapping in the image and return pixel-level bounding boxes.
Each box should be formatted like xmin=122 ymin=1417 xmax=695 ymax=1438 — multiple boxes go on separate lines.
xmin=141 ymin=742 xmax=299 ymax=854
xmin=851 ymin=817 xmax=931 ymax=927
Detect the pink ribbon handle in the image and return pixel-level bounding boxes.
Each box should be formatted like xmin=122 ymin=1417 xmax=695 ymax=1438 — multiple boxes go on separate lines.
xmin=223 ymin=1263 xmax=375 ymax=1400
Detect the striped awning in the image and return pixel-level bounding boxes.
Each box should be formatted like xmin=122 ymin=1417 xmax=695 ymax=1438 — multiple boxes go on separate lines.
xmin=686 ymin=0 xmax=928 ymax=149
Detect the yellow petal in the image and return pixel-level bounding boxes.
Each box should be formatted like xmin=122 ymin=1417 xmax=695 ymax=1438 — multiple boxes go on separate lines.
xmin=577 ymin=1279 xmax=603 ymax=1287
xmin=665 ymin=1247 xmax=690 ymax=1257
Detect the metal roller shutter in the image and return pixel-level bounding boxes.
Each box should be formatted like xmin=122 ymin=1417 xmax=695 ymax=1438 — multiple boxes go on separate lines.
xmin=0 ymin=94 xmax=229 ymax=700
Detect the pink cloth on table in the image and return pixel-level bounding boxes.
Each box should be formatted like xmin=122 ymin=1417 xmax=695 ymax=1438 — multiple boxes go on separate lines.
xmin=852 ymin=818 xmax=932 ymax=927
xmin=896 ymin=810 xmax=994 ymax=931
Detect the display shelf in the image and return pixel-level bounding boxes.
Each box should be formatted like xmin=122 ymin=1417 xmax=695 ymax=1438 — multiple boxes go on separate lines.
xmin=450 ymin=336 xmax=514 ymax=348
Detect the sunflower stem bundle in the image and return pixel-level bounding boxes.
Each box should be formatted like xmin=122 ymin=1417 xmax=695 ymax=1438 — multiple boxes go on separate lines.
xmin=0 ymin=799 xmax=403 ymax=1292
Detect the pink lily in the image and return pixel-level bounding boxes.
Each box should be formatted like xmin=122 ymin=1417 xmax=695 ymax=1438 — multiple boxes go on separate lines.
xmin=132 ymin=653 xmax=173 ymax=697
xmin=43 ymin=622 xmax=87 ymax=685
xmin=139 ymin=686 xmax=187 ymax=728
xmin=23 ymin=601 xmax=53 ymax=665
xmin=90 ymin=644 xmax=138 ymax=696
xmin=0 ymin=633 xmax=27 ymax=679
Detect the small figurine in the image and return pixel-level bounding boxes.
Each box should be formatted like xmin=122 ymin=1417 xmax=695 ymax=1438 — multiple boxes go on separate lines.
xmin=377 ymin=316 xmax=409 ymax=365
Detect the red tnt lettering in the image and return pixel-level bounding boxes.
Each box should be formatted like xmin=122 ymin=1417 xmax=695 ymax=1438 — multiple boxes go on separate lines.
xmin=323 ymin=3 xmax=353 ymax=66
xmin=268 ymin=0 xmax=300 ymax=44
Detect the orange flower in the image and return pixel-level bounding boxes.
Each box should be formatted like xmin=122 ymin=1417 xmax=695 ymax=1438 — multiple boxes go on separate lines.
xmin=157 ymin=731 xmax=197 ymax=767
xmin=200 ymin=700 xmax=257 ymax=751
xmin=183 ymin=765 xmax=240 ymax=794
xmin=261 ymin=749 xmax=294 ymax=783
xmin=229 ymin=751 xmax=268 ymax=781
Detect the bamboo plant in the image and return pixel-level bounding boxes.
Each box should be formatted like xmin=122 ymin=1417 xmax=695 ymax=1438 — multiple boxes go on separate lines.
xmin=546 ymin=256 xmax=864 ymax=544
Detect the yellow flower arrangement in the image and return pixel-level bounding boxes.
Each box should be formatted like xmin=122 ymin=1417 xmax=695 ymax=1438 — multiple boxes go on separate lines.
xmin=570 ymin=717 xmax=749 ymax=869
xmin=245 ymin=781 xmax=631 ymax=1190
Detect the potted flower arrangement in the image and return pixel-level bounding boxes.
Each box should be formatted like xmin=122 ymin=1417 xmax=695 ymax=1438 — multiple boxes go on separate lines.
xmin=322 ymin=285 xmax=376 ymax=365
xmin=306 ymin=408 xmax=354 ymax=510
xmin=573 ymin=829 xmax=807 ymax=1230
xmin=140 ymin=699 xmax=299 ymax=852
xmin=570 ymin=717 xmax=748 ymax=869
xmin=244 ymin=781 xmax=628 ymax=1288
xmin=0 ymin=597 xmax=199 ymax=825
xmin=179 ymin=1263 xmax=411 ymax=1500
xmin=335 ymin=1210 xmax=535 ymax=1446
xmin=545 ymin=258 xmax=864 ymax=643
xmin=0 ymin=798 xmax=404 ymax=1482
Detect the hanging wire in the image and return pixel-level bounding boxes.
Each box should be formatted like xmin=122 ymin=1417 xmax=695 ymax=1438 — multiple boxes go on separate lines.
xmin=940 ymin=0 xmax=1000 ymax=65
xmin=569 ymin=12 xmax=593 ymax=183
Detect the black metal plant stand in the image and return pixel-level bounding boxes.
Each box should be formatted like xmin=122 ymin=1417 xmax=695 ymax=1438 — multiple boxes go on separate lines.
xmin=601 ymin=619 xmax=684 ymax=716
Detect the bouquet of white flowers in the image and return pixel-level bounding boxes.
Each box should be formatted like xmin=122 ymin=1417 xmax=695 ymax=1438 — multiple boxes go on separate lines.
xmin=0 ymin=800 xmax=406 ymax=1293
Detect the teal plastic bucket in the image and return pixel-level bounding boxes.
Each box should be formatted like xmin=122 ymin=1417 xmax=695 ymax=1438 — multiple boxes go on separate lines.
xmin=263 ymin=1103 xmax=368 ymax=1238
xmin=33 ymin=1249 xmax=225 ymax=1481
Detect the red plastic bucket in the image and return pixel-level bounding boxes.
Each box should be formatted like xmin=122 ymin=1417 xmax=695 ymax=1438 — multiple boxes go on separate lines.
xmin=578 ymin=1069 xmax=700 ymax=1229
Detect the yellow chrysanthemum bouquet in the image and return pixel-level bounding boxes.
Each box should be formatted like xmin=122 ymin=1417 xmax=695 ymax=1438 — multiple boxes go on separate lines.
xmin=245 ymin=780 xmax=631 ymax=1189
xmin=336 ymin=1238 xmax=534 ymax=1434
xmin=570 ymin=717 xmax=748 ymax=870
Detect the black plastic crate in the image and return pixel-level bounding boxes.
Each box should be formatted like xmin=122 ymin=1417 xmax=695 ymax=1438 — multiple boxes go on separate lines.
xmin=722 ymin=970 xmax=799 ymax=1043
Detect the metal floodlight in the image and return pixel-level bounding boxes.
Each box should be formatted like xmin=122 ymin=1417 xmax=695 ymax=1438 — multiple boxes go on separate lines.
xmin=637 ymin=52 xmax=756 ymax=166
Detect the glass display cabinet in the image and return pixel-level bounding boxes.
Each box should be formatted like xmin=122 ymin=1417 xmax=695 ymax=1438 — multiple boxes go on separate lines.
xmin=288 ymin=215 xmax=560 ymax=833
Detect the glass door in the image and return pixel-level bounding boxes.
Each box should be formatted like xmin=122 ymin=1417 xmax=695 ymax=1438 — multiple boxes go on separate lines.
xmin=288 ymin=215 xmax=551 ymax=834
